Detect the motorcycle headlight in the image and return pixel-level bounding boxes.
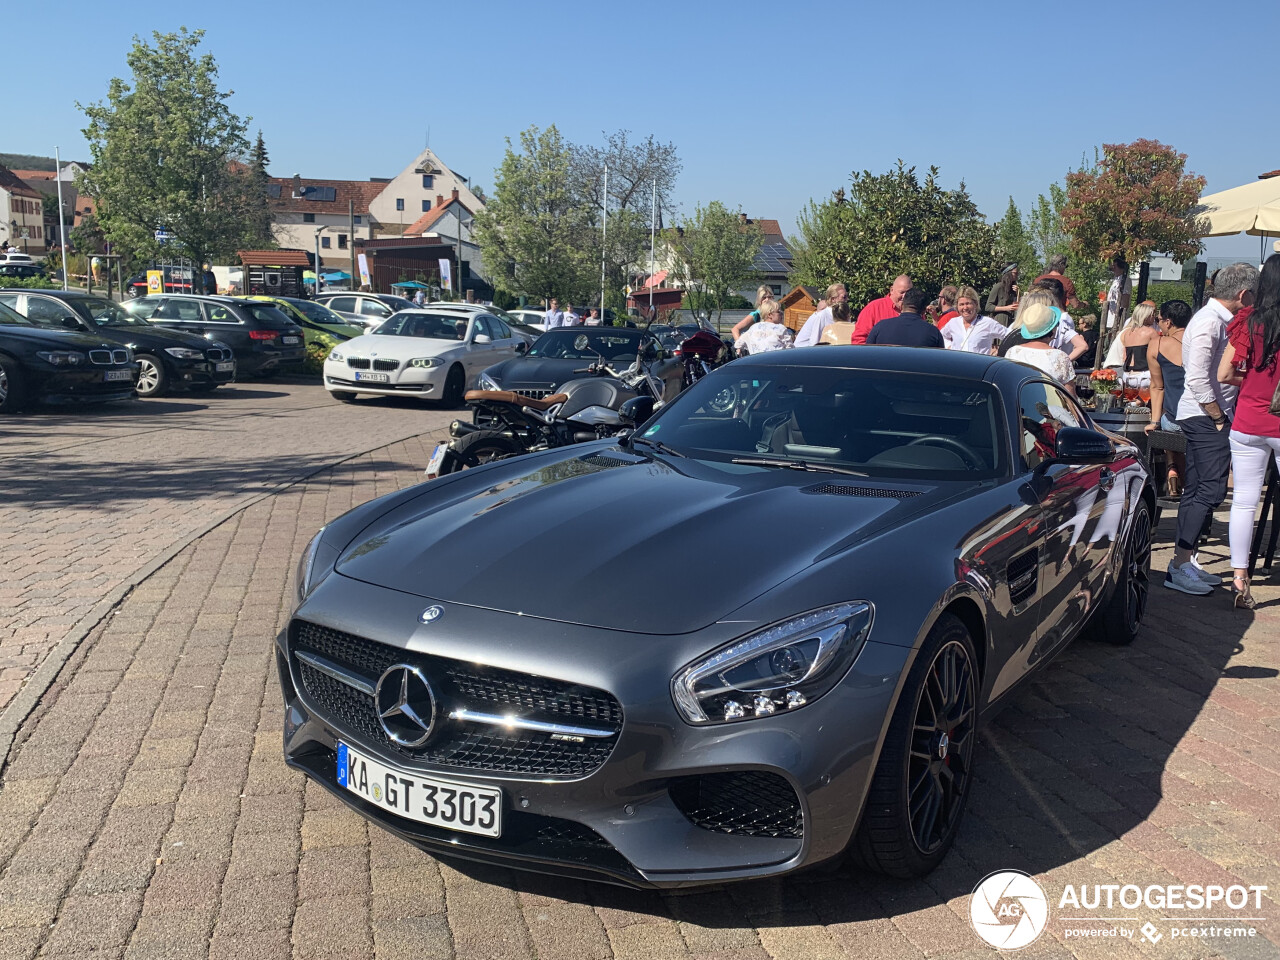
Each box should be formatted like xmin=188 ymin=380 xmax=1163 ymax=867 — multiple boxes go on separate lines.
xmin=328 ymin=349 xmax=344 ymax=362
xmin=36 ymin=350 xmax=87 ymax=367
xmin=672 ymin=602 xmax=873 ymax=724
xmin=409 ymin=357 xmax=443 ymax=368
xmin=164 ymin=347 xmax=205 ymax=359
xmin=295 ymin=527 xmax=329 ymax=604
xmin=477 ymin=371 xmax=500 ymax=390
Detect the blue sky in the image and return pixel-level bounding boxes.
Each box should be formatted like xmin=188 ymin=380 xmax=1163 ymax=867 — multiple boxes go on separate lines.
xmin=10 ymin=0 xmax=1276 ymax=261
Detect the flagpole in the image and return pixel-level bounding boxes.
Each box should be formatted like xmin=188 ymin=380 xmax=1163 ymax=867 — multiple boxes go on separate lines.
xmin=600 ymin=163 xmax=607 ymax=318
xmin=55 ymin=146 xmax=69 ymax=291
xmin=649 ymin=179 xmax=656 ymax=314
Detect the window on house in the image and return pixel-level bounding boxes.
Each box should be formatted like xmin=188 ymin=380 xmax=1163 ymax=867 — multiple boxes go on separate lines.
xmin=422 ymin=175 xmax=433 ymax=189
xmin=321 ymin=237 xmax=330 ymax=249
xmin=354 ymin=215 xmax=362 ymax=225
xmin=303 ymin=213 xmax=315 ymax=223
xmin=338 ymin=234 xmax=347 ymax=249
xmin=395 ymin=199 xmax=404 ymax=212
xmin=422 ymin=200 xmax=431 ymax=212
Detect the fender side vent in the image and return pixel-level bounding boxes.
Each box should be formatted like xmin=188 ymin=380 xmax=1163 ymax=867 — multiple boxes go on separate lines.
xmin=803 ymin=483 xmax=920 ymax=499
xmin=1007 ymin=549 xmax=1039 ymax=606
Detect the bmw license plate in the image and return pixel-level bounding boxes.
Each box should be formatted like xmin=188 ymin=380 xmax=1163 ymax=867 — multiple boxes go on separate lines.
xmin=104 ymin=369 xmax=132 ymax=382
xmin=354 ymin=371 xmax=389 ymax=383
xmin=426 ymin=442 xmax=447 ymax=478
xmin=336 ymin=742 xmax=501 ymax=837
xmin=282 ymin=336 xmax=300 ymax=345
xmin=215 ymin=361 xmax=234 ymax=372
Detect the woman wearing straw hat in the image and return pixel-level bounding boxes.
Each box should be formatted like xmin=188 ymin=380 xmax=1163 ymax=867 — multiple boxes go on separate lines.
xmin=1004 ymin=302 xmax=1077 ymax=394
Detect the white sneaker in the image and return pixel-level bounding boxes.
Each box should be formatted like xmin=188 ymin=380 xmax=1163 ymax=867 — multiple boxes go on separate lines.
xmin=1189 ymin=554 xmax=1223 ymax=586
xmin=1164 ymin=561 xmax=1214 ymax=595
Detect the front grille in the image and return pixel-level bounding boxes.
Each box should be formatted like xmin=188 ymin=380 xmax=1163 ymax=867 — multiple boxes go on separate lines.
xmin=89 ymin=349 xmax=116 ymax=365
xmin=206 ymin=347 xmax=232 ymax=362
xmin=290 ymin=620 xmax=622 ymax=778
xmin=669 ymin=771 xmax=803 ymax=838
xmin=373 ymin=358 xmax=399 ymax=371
xmin=804 ymin=483 xmax=920 ymax=499
xmin=347 ymin=357 xmax=371 ymax=369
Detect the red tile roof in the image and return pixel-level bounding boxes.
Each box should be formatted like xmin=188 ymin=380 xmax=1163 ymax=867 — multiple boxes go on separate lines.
xmin=11 ymin=170 xmax=57 ymax=181
xmin=268 ymin=177 xmax=382 ymax=216
xmin=402 ymin=197 xmax=472 ymax=236
xmin=0 ymin=166 xmax=43 ymax=199
xmin=238 ymin=249 xmax=311 ymax=266
xmin=1260 ymin=169 xmax=1280 ymax=180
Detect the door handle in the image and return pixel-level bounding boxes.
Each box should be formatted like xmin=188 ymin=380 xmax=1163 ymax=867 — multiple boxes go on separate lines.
xmin=1099 ymin=468 xmax=1116 ymax=492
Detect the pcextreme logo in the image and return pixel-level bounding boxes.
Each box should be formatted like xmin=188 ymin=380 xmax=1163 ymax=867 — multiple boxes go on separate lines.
xmin=970 ymin=870 xmax=1049 ymax=950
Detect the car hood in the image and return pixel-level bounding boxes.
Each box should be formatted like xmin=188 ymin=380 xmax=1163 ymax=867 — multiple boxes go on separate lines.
xmin=339 ymin=334 xmax=460 ymax=357
xmin=333 ymin=447 xmax=936 ymax=635
xmin=0 ymin=325 xmax=121 ymax=350
xmin=87 ymin=324 xmax=217 ymax=349
xmin=487 ymin=355 xmax=636 ymax=389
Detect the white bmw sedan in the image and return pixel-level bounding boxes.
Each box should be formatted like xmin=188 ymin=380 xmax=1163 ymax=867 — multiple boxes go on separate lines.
xmin=323 ymin=310 xmax=522 ymax=406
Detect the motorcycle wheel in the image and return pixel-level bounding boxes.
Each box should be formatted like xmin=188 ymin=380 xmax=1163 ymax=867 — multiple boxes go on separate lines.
xmin=436 ymin=431 xmax=525 ymax=475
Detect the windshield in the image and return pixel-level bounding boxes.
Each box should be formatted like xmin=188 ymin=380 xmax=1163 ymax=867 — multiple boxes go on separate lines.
xmin=373 ymin=312 xmax=468 ymax=340
xmin=73 ymin=297 xmax=145 ymax=326
xmin=528 ymin=329 xmax=643 ymax=361
xmin=639 ymin=365 xmax=1006 ymax=480
xmin=0 ymin=300 xmax=34 ymax=326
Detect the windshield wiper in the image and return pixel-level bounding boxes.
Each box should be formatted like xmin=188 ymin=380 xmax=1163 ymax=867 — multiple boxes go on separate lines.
xmin=730 ymin=456 xmax=867 ymax=477
xmin=631 ymin=436 xmax=686 ymax=458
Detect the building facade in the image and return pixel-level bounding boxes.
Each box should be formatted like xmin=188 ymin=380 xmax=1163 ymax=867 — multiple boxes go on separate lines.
xmin=366 ymin=149 xmax=485 ymax=237
xmin=0 ymin=167 xmax=47 ymax=253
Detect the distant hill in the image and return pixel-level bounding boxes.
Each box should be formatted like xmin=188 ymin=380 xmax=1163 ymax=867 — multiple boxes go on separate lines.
xmin=0 ymin=153 xmax=57 ymax=172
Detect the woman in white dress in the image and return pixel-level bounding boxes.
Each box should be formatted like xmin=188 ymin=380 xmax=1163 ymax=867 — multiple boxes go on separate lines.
xmin=1004 ymin=303 xmax=1077 ymax=395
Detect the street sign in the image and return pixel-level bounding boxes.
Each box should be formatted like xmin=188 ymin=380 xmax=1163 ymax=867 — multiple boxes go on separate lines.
xmin=154 ymin=228 xmax=171 ymax=244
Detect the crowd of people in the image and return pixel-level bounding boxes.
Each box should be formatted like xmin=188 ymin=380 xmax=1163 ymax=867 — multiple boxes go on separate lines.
xmin=541 ymin=298 xmax=605 ymax=327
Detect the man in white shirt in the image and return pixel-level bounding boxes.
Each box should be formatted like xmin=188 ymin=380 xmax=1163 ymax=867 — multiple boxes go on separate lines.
xmin=562 ymin=304 xmax=579 ymax=325
xmin=1165 ymin=262 xmax=1259 ymax=596
xmin=543 ymin=298 xmax=565 ymax=329
xmin=794 ymin=283 xmax=847 ymax=347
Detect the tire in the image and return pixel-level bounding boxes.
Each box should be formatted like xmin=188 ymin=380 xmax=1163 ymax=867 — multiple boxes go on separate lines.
xmin=441 ymin=365 xmax=466 ymax=408
xmin=134 ymin=354 xmax=169 ymax=398
xmin=852 ymin=613 xmax=979 ymax=878
xmin=436 ymin=431 xmax=523 ymax=475
xmin=0 ymin=354 xmax=27 ymax=413
xmin=329 ymin=390 xmax=358 ymax=404
xmin=1087 ymin=497 xmax=1151 ymax=646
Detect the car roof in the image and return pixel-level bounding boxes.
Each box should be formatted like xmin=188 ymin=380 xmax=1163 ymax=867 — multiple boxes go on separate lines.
xmin=739 ymin=345 xmax=1002 ymax=378
xmin=2 ymin=289 xmax=103 ymax=300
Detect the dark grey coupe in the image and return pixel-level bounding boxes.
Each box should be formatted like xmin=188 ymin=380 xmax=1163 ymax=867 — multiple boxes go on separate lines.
xmin=280 ymin=347 xmax=1153 ymax=887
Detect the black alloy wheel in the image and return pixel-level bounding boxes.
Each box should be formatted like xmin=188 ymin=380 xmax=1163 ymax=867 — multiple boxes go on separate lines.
xmin=1088 ymin=497 xmax=1151 ymax=646
xmin=441 ymin=365 xmax=466 ymax=408
xmin=852 ymin=613 xmax=978 ymax=878
xmin=134 ymin=354 xmax=168 ymax=398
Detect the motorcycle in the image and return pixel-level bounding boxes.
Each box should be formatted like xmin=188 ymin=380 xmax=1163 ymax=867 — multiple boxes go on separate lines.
xmin=677 ymin=329 xmax=731 ymax=389
xmin=425 ymin=351 xmax=665 ymax=478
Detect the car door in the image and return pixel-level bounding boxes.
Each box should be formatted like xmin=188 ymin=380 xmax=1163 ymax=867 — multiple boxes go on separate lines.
xmin=1018 ymin=380 xmax=1109 ymax=658
xmin=457 ymin=316 xmax=497 ymax=382
xmin=481 ymin=314 xmax=519 ymax=362
xmin=15 ymin=294 xmax=83 ymax=331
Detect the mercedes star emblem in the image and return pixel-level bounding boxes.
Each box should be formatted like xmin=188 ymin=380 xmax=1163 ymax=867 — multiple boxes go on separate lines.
xmin=374 ymin=664 xmax=437 ymax=747
xmin=419 ymin=605 xmax=444 ymax=624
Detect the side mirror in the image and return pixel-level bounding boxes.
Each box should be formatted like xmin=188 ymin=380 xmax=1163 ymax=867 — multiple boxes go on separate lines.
xmin=473 ymin=334 xmax=492 ymax=344
xmin=1053 ymin=427 xmax=1115 ymax=464
xmin=61 ymin=316 xmax=81 ymax=329
xmin=514 ymin=341 xmax=528 ymax=354
xmin=640 ymin=341 xmax=658 ymax=362
xmin=618 ymin=395 xmax=656 ymax=427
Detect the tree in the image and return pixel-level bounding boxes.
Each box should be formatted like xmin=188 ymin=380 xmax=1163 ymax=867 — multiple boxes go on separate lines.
xmin=473 ymin=124 xmax=597 ymax=304
xmin=244 ymin=130 xmax=275 ymax=249
xmin=78 ymin=28 xmax=265 ymax=270
xmin=668 ymin=202 xmax=761 ymax=322
xmin=1062 ymin=139 xmax=1206 ymax=266
xmin=996 ymin=197 xmax=1038 ymax=283
xmin=790 ymin=162 xmax=998 ymax=307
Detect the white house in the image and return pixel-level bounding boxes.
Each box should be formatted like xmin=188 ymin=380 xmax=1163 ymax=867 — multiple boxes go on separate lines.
xmin=0 ymin=167 xmax=47 ymax=254
xmin=366 ymin=148 xmax=485 ymax=236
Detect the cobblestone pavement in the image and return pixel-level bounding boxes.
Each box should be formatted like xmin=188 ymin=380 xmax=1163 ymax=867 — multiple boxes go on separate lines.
xmin=2 ymin=424 xmax=1280 ymax=958
xmin=0 ymin=383 xmax=454 ymax=714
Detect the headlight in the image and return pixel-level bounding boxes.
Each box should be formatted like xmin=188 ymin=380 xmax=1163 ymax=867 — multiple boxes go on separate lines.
xmin=477 ymin=371 xmax=500 ymax=390
xmin=409 ymin=357 xmax=443 ymax=368
xmin=672 ymin=602 xmax=873 ymax=724
xmin=164 ymin=347 xmax=204 ymax=359
xmin=328 ymin=349 xmax=344 ymax=362
xmin=36 ymin=350 xmax=87 ymax=366
xmin=295 ymin=527 xmax=328 ymax=604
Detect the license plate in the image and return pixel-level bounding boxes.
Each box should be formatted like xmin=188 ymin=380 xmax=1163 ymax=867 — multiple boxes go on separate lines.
xmin=337 ymin=742 xmax=501 ymax=837
xmin=282 ymin=336 xmax=301 ymax=345
xmin=354 ymin=371 xmax=389 ymax=383
xmin=104 ymin=369 xmax=132 ymax=382
xmin=215 ymin=361 xmax=234 ymax=372
xmin=426 ymin=442 xmax=447 ymax=477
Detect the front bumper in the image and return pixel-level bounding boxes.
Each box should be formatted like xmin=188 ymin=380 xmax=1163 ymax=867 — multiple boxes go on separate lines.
xmin=323 ymin=363 xmax=444 ymax=398
xmin=33 ymin=364 xmax=139 ymax=403
xmin=279 ymin=574 xmax=908 ymax=887
xmin=169 ymin=358 xmax=236 ymax=388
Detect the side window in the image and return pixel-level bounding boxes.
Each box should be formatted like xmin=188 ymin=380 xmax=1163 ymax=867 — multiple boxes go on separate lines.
xmin=206 ymin=305 xmax=239 ymax=323
xmin=490 ymin=317 xmax=512 ymax=340
xmin=360 ymin=299 xmax=392 ymax=318
xmin=328 ymin=296 xmax=356 ymax=313
xmin=1018 ymin=382 xmax=1082 ymax=471
xmin=473 ymin=316 xmax=494 ymax=340
xmin=127 ymin=299 xmax=160 ymax=319
xmin=26 ymin=297 xmax=71 ymax=323
xmin=152 ymin=299 xmax=182 ymax=320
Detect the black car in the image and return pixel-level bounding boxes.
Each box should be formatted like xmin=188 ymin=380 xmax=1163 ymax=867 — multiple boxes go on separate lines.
xmin=280 ymin=347 xmax=1154 ymax=887
xmin=0 ymin=263 xmax=45 ymax=280
xmin=0 ymin=290 xmax=236 ymax=397
xmin=0 ymin=299 xmax=138 ymax=412
xmin=124 ymin=295 xmax=305 ymax=377
xmin=476 ymin=327 xmax=684 ymax=403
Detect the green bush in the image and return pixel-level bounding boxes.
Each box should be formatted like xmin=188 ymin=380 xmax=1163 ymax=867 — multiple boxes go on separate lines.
xmin=302 ymin=332 xmax=339 ymax=374
xmin=1142 ymin=280 xmax=1195 ymax=309
xmin=0 ymin=276 xmax=58 ymax=289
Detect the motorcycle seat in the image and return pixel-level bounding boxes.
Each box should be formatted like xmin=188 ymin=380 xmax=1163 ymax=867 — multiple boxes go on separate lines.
xmin=464 ymin=390 xmax=568 ymax=411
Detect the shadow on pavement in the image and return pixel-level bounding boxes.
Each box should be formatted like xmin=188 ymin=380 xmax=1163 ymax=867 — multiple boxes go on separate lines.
xmin=443 ymin=519 xmax=1270 ymax=927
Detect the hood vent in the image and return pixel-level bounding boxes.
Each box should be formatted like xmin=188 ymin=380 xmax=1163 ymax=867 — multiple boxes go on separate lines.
xmin=803 ymin=483 xmax=921 ymax=500
xmin=578 ymin=453 xmax=645 ymax=469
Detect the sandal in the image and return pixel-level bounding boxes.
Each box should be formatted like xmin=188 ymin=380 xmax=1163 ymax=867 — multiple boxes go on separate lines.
xmin=1233 ymin=576 xmax=1256 ymax=610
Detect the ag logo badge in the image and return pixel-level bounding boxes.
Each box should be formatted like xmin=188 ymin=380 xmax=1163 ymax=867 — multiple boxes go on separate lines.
xmin=969 ymin=870 xmax=1048 ymax=950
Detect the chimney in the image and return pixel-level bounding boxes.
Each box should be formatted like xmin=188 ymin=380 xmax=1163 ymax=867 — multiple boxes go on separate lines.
xmin=739 ymin=213 xmax=748 ymax=224
xmin=437 ymin=194 xmax=444 ymax=207
xmin=451 ymin=188 xmax=459 ymax=202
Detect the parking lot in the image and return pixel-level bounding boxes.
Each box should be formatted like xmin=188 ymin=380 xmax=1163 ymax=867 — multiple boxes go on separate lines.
xmin=1 ymin=384 xmax=1278 ymax=959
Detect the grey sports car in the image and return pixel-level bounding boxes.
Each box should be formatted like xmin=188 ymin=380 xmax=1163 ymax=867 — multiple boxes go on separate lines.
xmin=280 ymin=347 xmax=1153 ymax=887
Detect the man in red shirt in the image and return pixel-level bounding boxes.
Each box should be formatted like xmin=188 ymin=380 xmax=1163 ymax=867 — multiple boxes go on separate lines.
xmin=933 ymin=285 xmax=959 ymax=330
xmin=851 ymin=275 xmax=912 ymax=344
xmin=1034 ymin=254 xmax=1078 ymax=308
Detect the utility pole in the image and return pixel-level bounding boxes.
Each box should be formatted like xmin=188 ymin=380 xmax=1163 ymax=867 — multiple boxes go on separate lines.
xmin=649 ymin=179 xmax=656 ymax=315
xmin=55 ymin=146 xmax=68 ymax=291
xmin=600 ymin=163 xmax=607 ymax=318
xmin=349 ymin=199 xmax=356 ymax=288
